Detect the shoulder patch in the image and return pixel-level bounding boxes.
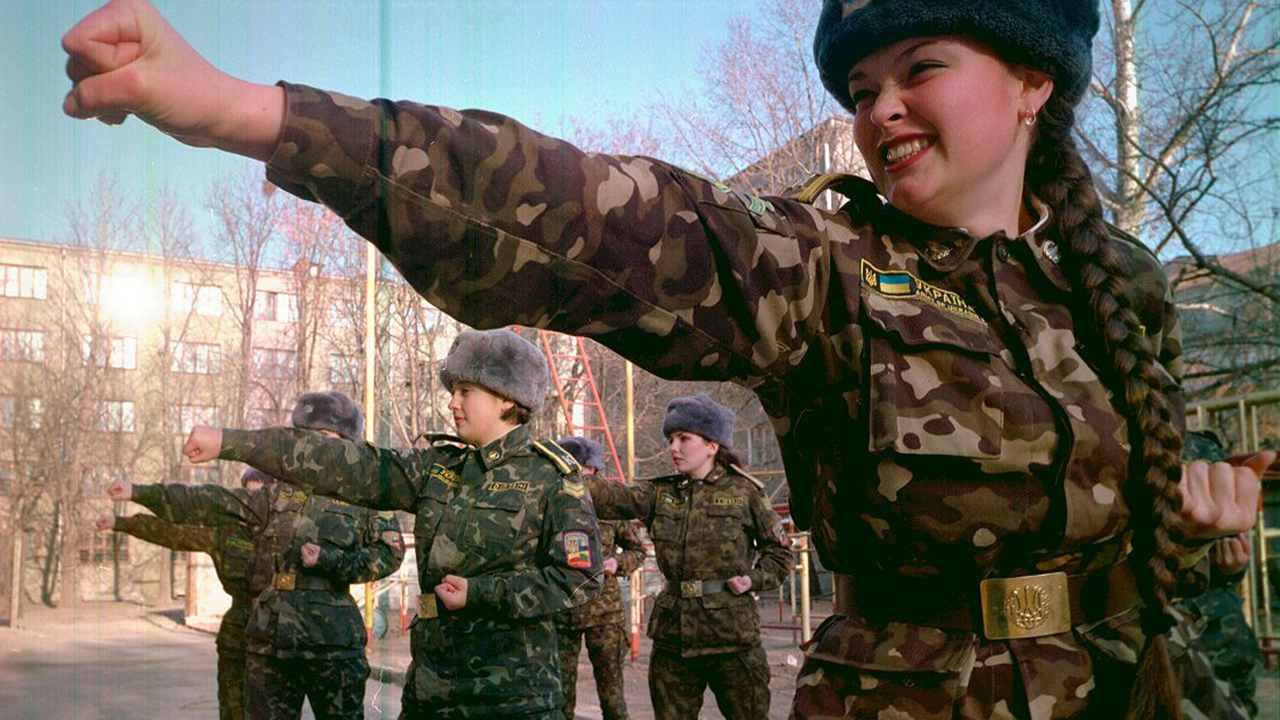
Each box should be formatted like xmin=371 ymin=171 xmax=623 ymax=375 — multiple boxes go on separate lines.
xmin=563 ymin=531 xmax=593 ymax=569
xmin=380 ymin=530 xmax=405 ymax=553
xmin=532 ymin=440 xmax=581 ymax=476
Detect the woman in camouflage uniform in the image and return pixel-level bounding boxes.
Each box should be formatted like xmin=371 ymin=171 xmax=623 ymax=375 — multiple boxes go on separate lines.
xmin=586 ymin=395 xmax=791 ymax=720
xmin=62 ymin=0 xmax=1273 ymax=717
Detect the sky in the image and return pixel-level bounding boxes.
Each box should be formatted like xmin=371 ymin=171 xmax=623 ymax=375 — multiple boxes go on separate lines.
xmin=1 ymin=0 xmax=770 ymax=246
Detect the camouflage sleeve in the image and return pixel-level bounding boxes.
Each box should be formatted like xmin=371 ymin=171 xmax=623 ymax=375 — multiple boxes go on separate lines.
xmin=316 ymin=510 xmax=405 ymax=584
xmin=113 ymin=514 xmax=215 ymax=553
xmin=218 ymin=427 xmax=443 ymax=512
xmin=584 ymin=478 xmax=658 ymax=523
xmin=132 ymin=483 xmax=266 ymax=529
xmin=611 ymin=520 xmax=646 ymax=575
xmin=468 ymin=481 xmax=603 ymax=619
xmin=264 ymin=84 xmax=842 ymax=387
xmin=746 ymin=489 xmax=791 ymax=593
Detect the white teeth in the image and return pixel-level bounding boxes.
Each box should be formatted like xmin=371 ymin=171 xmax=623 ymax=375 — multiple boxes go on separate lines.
xmin=884 ymin=138 xmax=931 ymax=163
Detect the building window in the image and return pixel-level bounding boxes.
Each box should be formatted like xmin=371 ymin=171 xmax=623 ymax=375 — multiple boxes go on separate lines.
xmin=254 ymin=290 xmax=298 ymax=323
xmin=0 ymin=463 xmax=15 ymax=494
xmin=81 ymin=530 xmax=128 ymax=565
xmin=329 ymin=301 xmax=355 ymax=328
xmin=0 ymin=396 xmax=42 ymax=429
xmin=81 ymin=335 xmax=137 ymax=370
xmin=82 ymin=465 xmax=130 ymax=498
xmin=247 ymin=406 xmax=289 ymax=429
xmin=0 ymin=329 xmax=45 ymax=363
xmin=328 ymin=354 xmax=360 ymax=385
xmin=170 ymin=404 xmax=217 ymax=435
xmin=1 ymin=264 xmax=48 ymax=299
xmin=171 ymin=281 xmax=222 ymax=317
xmin=252 ymin=347 xmax=297 ymax=381
xmin=170 ymin=341 xmax=220 ymax=374
xmin=93 ymin=400 xmax=135 ymax=433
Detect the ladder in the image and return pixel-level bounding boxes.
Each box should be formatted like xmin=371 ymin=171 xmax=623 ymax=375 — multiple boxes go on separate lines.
xmin=534 ymin=331 xmax=627 ymax=483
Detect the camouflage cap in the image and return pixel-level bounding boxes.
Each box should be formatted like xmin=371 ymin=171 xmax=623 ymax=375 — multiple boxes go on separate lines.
xmin=557 ymin=436 xmax=605 ymax=472
xmin=813 ymin=0 xmax=1101 ymax=112
xmin=662 ymin=393 xmax=736 ymax=448
xmin=439 ymin=329 xmax=549 ymax=411
xmin=1182 ymin=429 xmax=1227 ymax=463
xmin=292 ymin=390 xmax=364 ymax=441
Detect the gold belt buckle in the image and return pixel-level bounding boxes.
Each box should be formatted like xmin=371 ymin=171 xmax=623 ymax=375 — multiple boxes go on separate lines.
xmin=274 ymin=572 xmax=296 ymax=591
xmin=980 ymin=571 xmax=1070 ymax=640
xmin=418 ymin=593 xmax=439 ymax=620
xmin=680 ymin=580 xmax=703 ymax=598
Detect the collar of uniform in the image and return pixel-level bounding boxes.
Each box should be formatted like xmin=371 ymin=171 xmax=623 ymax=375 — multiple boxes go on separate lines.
xmin=696 ymin=464 xmax=728 ymax=485
xmin=474 ymin=424 xmax=531 ymax=470
xmin=882 ymin=203 xmax=979 ymax=275
xmin=1016 ymin=198 xmax=1072 ymax=293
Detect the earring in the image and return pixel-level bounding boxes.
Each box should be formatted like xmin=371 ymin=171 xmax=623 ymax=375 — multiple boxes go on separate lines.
xmin=1022 ymin=110 xmax=1037 ymax=127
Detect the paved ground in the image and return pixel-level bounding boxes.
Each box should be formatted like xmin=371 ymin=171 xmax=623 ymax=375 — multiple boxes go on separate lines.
xmin=2 ymin=600 xmax=1276 ymax=720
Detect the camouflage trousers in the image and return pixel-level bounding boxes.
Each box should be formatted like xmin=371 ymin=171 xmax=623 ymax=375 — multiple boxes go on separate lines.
xmin=217 ymin=649 xmax=247 ymax=720
xmin=245 ymin=653 xmax=369 ymax=720
xmin=649 ymin=645 xmax=770 ymax=720
xmin=1174 ymin=588 xmax=1261 ymax=717
xmin=557 ymin=621 xmax=630 ymax=720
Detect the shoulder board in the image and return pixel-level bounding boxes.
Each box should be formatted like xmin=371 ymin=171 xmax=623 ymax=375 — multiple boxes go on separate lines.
xmin=729 ymin=464 xmax=767 ymax=491
xmin=531 ymin=440 xmax=581 ymax=476
xmin=1104 ymin=221 xmax=1158 ymax=263
xmin=417 ymin=432 xmax=468 ymax=448
xmin=782 ymin=172 xmax=879 ymax=206
xmin=640 ymin=474 xmax=683 ymax=486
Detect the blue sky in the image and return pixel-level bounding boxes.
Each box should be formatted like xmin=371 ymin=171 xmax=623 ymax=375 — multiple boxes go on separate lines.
xmin=2 ymin=0 xmax=770 ymax=245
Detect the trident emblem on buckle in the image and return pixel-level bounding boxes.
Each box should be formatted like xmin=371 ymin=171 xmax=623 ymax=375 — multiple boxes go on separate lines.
xmin=980 ymin=571 xmax=1070 ymax=640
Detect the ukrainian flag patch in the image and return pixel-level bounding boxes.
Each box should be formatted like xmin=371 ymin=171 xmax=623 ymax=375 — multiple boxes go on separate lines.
xmin=861 ymin=259 xmax=982 ymax=321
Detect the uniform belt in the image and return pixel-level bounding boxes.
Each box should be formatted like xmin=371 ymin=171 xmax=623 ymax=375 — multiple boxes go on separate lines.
xmin=835 ymin=560 xmax=1141 ymax=640
xmin=669 ymin=579 xmax=731 ymax=599
xmin=273 ymin=572 xmax=342 ymax=591
xmin=417 ymin=593 xmax=442 ymax=620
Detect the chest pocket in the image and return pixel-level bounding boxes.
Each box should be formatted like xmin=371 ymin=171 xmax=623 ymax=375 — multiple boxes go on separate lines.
xmin=863 ymin=292 xmax=1004 ymax=459
xmin=460 ymin=491 xmax=529 ymax=564
xmin=314 ymin=503 xmax=359 ymax=549
xmin=216 ymin=531 xmax=255 ymax=583
xmin=651 ymin=501 xmax=683 ymax=542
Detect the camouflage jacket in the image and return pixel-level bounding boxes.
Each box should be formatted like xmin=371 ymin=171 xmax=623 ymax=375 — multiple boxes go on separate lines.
xmin=587 ymin=466 xmax=790 ymax=656
xmin=556 ymin=519 xmax=645 ymax=630
xmin=132 ymin=481 xmax=404 ymax=660
xmin=217 ymin=424 xmax=602 ymax=716
xmin=263 ymin=85 xmax=1188 ymax=711
xmin=112 ymin=513 xmax=266 ymax=656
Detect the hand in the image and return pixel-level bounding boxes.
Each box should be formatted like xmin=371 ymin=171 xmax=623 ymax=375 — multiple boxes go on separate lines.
xmin=300 ymin=543 xmax=321 ymax=568
xmin=435 ymin=574 xmax=468 ymax=610
xmin=602 ymin=557 xmax=619 ymax=577
xmin=95 ymin=514 xmax=116 ymax=531
xmin=1209 ymin=533 xmax=1251 ymax=577
xmin=183 ymin=426 xmax=223 ymax=464
xmin=1178 ymin=452 xmax=1272 ymax=540
xmin=106 ymin=477 xmax=133 ymax=501
xmin=727 ymin=575 xmax=753 ymax=595
xmin=61 ymin=0 xmax=284 ymax=159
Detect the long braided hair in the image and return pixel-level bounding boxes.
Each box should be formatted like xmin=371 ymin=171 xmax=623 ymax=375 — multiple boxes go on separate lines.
xmin=1025 ymin=94 xmax=1186 ymax=719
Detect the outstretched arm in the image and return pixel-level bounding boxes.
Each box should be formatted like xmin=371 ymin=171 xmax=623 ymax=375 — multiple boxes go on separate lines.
xmin=112 ymin=514 xmax=215 ymax=553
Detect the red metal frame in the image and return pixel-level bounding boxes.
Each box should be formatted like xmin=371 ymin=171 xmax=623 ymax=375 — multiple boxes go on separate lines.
xmin=535 ymin=331 xmax=627 ymax=483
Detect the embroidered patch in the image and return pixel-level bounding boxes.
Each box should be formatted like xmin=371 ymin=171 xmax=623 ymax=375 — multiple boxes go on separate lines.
xmin=771 ymin=521 xmax=789 ymax=548
xmin=712 ymin=497 xmax=746 ymax=507
xmin=660 ymin=493 xmax=684 ymax=506
xmin=861 ymin=259 xmax=983 ymax=321
xmin=562 ymin=478 xmax=585 ymax=498
xmin=564 ymin=531 xmax=592 ymax=569
xmin=488 ymin=481 xmax=529 ymax=493
xmin=226 ymin=537 xmax=255 ymax=552
xmin=429 ymin=464 xmax=460 ymax=488
xmin=381 ymin=530 xmax=404 ymax=553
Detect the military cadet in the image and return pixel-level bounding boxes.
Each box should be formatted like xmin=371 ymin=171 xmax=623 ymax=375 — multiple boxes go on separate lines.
xmin=63 ymin=1 xmax=1275 ymax=717
xmin=107 ymin=391 xmax=404 ymax=720
xmin=97 ymin=467 xmax=275 ymax=720
xmin=179 ymin=329 xmax=602 ymax=720
xmin=554 ymin=436 xmax=645 ymax=720
xmin=584 ymin=395 xmax=790 ymax=720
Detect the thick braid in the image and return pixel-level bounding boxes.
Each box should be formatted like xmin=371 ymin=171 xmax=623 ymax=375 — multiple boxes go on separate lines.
xmin=1027 ymin=97 xmax=1186 ymax=720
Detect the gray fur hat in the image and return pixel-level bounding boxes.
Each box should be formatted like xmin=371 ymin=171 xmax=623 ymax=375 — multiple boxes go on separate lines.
xmin=557 ymin=436 xmax=605 ymax=472
xmin=291 ymin=390 xmax=364 ymax=441
xmin=814 ymin=0 xmax=1101 ymax=112
xmin=662 ymin=394 xmax=735 ymax=448
xmin=240 ymin=467 xmax=275 ymax=487
xmin=439 ymin=329 xmax=549 ymax=411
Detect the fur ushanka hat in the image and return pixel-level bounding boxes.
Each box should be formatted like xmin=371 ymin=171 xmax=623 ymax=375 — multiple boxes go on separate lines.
xmin=558 ymin=436 xmax=605 ymax=472
xmin=292 ymin=390 xmax=364 ymax=441
xmin=240 ymin=467 xmax=275 ymax=487
xmin=439 ymin=329 xmax=549 ymax=411
xmin=662 ymin=394 xmax=736 ymax=448
xmin=813 ymin=0 xmax=1101 ymax=112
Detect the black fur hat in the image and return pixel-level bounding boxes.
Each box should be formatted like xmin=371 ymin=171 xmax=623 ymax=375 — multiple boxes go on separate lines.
xmin=814 ymin=0 xmax=1101 ymax=112
xmin=557 ymin=436 xmax=605 ymax=472
xmin=240 ymin=467 xmax=275 ymax=487
xmin=662 ymin=394 xmax=736 ymax=448
xmin=439 ymin=329 xmax=549 ymax=411
xmin=291 ymin=390 xmax=364 ymax=441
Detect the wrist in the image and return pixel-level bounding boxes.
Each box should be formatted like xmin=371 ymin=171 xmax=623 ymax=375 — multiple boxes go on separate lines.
xmin=210 ymin=79 xmax=286 ymax=162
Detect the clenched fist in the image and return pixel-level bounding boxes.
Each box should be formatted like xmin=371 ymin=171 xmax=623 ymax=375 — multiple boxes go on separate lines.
xmin=1179 ymin=452 xmax=1273 ymax=540
xmin=106 ymin=477 xmax=133 ymax=501
xmin=435 ymin=574 xmax=469 ymax=610
xmin=300 ymin=542 xmax=321 ymax=568
xmin=183 ymin=425 xmax=223 ymax=464
xmin=95 ymin=514 xmax=116 ymax=531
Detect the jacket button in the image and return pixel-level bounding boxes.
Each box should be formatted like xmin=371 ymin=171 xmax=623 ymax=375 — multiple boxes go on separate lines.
xmin=995 ymin=243 xmax=1011 ymax=262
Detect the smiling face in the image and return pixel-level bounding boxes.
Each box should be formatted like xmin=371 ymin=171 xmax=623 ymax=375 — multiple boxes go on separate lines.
xmin=848 ymin=37 xmax=1052 ymax=236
